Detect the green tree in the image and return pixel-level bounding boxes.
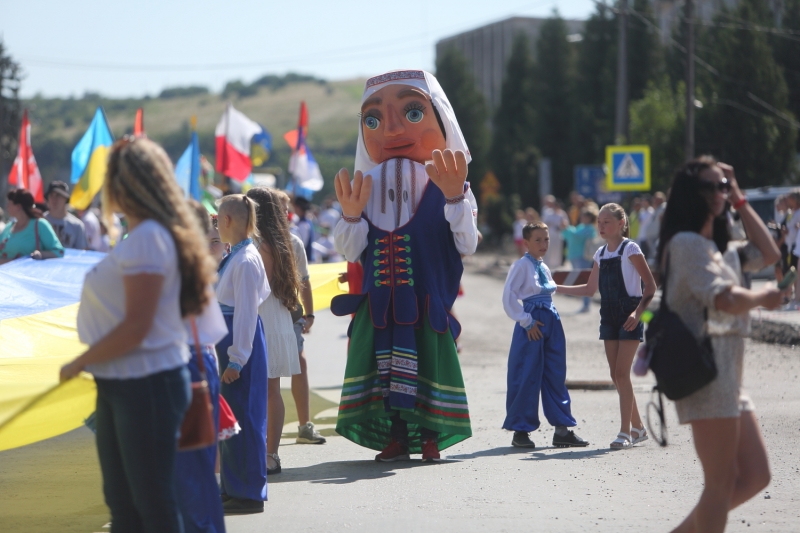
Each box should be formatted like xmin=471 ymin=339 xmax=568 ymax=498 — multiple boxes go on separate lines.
xmin=435 ymin=46 xmax=491 ymax=189
xmin=572 ymin=3 xmax=617 ymax=167
xmin=629 ymin=77 xmax=685 ymax=191
xmin=0 ymin=38 xmax=23 ymax=197
xmin=697 ymin=0 xmax=797 ymax=186
xmin=770 ymin=0 xmax=800 ymax=152
xmin=532 ymin=13 xmax=575 ymax=200
xmin=491 ymin=33 xmax=540 ymax=208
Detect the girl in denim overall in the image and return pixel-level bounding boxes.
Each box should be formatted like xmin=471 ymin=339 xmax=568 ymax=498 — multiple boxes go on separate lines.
xmin=557 ymin=203 xmax=656 ymax=449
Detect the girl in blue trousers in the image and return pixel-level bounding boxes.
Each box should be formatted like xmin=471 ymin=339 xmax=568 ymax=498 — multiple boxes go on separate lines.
xmin=214 ymin=195 xmax=270 ymax=514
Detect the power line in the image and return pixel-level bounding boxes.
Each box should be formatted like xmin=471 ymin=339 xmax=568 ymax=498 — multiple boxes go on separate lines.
xmin=617 ymin=3 xmax=796 ymax=130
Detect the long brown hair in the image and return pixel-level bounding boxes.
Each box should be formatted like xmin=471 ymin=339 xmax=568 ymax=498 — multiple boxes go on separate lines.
xmin=246 ymin=187 xmax=301 ymax=311
xmin=104 ymin=137 xmax=216 ymax=317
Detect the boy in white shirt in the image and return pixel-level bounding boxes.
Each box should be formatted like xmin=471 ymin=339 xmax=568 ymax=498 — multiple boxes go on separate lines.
xmin=502 ymin=222 xmax=589 ymax=449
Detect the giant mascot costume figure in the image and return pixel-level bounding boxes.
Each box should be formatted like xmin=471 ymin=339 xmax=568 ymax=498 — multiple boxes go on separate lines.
xmin=331 ymin=70 xmax=478 ymax=462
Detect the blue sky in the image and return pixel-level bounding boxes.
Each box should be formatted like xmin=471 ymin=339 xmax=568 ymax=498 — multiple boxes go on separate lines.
xmin=2 ymin=0 xmax=598 ymax=98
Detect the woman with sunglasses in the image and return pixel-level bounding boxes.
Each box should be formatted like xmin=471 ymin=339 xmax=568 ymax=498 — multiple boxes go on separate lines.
xmin=657 ymin=156 xmax=782 ymax=533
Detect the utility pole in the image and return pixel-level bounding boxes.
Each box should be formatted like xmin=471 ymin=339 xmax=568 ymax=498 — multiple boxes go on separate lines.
xmin=684 ymin=0 xmax=696 ymax=161
xmin=614 ymin=0 xmax=629 ymax=145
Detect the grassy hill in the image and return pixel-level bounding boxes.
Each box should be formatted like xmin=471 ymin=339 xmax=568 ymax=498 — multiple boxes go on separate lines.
xmin=24 ymin=76 xmax=367 ymax=200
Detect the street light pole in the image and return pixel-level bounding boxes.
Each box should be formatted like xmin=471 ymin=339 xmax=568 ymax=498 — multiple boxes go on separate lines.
xmin=614 ymin=0 xmax=629 ymax=145
xmin=684 ymin=0 xmax=696 ymax=161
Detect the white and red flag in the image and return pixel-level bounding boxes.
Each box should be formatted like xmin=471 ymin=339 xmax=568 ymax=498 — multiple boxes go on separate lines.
xmin=215 ymin=103 xmax=262 ymax=182
xmin=8 ymin=110 xmax=43 ymax=202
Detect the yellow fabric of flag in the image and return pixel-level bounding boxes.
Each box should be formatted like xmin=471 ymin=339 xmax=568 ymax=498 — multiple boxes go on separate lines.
xmin=0 ymin=262 xmax=348 ymax=452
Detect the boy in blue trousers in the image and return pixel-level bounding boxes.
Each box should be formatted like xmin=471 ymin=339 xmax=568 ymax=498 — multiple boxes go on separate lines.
xmin=501 ymin=222 xmax=589 ymax=449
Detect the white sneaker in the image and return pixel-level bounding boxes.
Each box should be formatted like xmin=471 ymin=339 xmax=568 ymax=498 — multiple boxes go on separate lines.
xmin=296 ymin=422 xmax=327 ymax=444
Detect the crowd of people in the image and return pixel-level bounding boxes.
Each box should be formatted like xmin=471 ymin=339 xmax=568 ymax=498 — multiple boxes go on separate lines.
xmin=514 ymin=191 xmax=669 ymax=272
xmin=0 ymin=67 xmax=785 ymax=533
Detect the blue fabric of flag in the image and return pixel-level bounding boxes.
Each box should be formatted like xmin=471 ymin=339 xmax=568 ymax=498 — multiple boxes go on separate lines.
xmin=175 ymin=131 xmax=201 ymax=200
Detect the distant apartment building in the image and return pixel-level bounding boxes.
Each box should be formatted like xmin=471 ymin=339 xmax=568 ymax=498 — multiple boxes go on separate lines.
xmin=435 ymin=17 xmax=584 ymax=112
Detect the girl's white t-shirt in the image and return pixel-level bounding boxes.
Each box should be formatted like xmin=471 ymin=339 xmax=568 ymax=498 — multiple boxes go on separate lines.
xmin=513 ymin=219 xmax=525 ymax=240
xmin=78 ymin=220 xmax=190 ymax=379
xmin=593 ymin=240 xmax=644 ymax=297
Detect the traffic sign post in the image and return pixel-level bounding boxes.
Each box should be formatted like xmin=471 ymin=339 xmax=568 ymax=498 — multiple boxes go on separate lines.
xmin=574 ymin=165 xmax=604 ymax=200
xmin=605 ymin=145 xmax=650 ymax=191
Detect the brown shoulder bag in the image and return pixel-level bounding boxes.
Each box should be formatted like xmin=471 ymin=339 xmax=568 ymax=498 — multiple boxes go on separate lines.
xmin=178 ymin=318 xmax=216 ymax=451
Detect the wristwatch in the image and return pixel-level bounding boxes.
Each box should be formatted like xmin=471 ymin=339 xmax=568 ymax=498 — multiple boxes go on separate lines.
xmin=304 ymin=314 xmax=315 ymax=319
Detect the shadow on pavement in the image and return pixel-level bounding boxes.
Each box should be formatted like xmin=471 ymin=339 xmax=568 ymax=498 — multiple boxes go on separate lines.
xmin=525 ymin=447 xmax=610 ymax=460
xmin=269 ymin=459 xmax=454 ymax=485
xmin=447 ymin=446 xmax=533 ymax=459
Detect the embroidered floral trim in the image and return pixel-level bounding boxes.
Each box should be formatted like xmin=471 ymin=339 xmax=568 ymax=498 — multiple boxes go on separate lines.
xmin=343 ymin=215 xmax=362 ymax=224
xmin=366 ymin=70 xmax=425 ymax=88
xmin=218 ymin=422 xmax=242 ymax=441
xmin=445 ymin=193 xmax=466 ymax=204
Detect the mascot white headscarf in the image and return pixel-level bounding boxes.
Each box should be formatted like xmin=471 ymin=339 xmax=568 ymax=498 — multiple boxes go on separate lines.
xmin=354 ymin=70 xmax=471 ymax=175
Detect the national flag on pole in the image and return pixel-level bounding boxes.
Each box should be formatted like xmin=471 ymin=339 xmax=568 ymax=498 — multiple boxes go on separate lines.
xmin=8 ymin=110 xmax=44 ymax=202
xmin=175 ymin=116 xmax=202 ymax=200
xmin=70 ymin=107 xmax=114 ymax=210
xmin=214 ymin=104 xmax=263 ymax=182
xmin=283 ymin=102 xmax=323 ymax=192
xmin=251 ymin=126 xmax=272 ymax=167
xmin=133 ymin=108 xmax=145 ymax=137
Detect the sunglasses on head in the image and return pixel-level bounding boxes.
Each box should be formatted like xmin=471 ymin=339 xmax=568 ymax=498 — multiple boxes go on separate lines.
xmin=699 ymin=177 xmax=731 ymax=193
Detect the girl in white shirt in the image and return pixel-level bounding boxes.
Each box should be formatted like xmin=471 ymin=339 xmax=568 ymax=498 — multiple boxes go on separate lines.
xmin=558 ymin=203 xmax=657 ymax=449
xmin=246 ymin=186 xmax=302 ymax=475
xmin=214 ymin=194 xmax=270 ymax=514
xmin=59 ymin=137 xmax=217 ymax=533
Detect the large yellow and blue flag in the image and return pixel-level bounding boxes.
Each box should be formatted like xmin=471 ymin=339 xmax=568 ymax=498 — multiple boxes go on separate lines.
xmin=0 ymin=250 xmax=103 ymax=452
xmin=70 ymin=107 xmax=114 ymax=210
xmin=0 ymin=251 xmax=348 ymax=452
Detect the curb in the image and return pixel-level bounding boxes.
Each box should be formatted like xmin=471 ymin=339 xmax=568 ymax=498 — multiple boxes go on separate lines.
xmin=466 ymin=260 xmax=800 ymax=347
xmin=750 ymin=318 xmax=800 ymax=346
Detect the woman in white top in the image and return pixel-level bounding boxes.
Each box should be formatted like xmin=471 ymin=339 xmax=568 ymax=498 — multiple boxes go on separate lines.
xmin=246 ymin=186 xmax=301 ymax=475
xmin=59 ymin=137 xmax=217 ymax=533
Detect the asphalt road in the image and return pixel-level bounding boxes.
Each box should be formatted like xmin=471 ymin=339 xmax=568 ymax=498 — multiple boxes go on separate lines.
xmin=1 ymin=265 xmax=799 ymax=533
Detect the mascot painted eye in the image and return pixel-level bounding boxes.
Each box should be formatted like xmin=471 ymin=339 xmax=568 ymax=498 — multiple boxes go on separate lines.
xmin=364 ymin=116 xmax=380 ymax=130
xmin=406 ymin=108 xmax=424 ymax=123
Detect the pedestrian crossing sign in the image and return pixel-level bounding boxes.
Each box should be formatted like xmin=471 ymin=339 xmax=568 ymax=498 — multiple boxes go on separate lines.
xmin=605 ymin=145 xmax=650 ymax=191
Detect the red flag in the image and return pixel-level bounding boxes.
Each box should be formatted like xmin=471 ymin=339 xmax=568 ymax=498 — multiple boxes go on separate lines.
xmin=134 ymin=108 xmax=145 ymax=137
xmin=283 ymin=101 xmax=309 ymax=151
xmin=8 ymin=110 xmax=43 ymax=202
